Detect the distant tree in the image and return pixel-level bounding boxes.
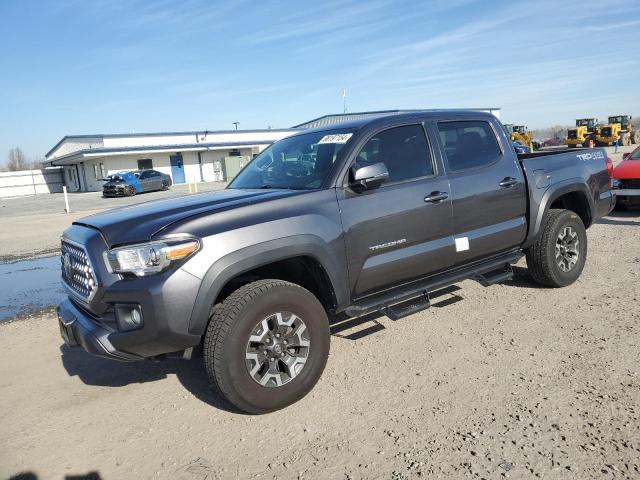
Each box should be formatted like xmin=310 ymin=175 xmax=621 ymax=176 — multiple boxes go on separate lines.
xmin=29 ymin=157 xmax=45 ymax=170
xmin=7 ymin=148 xmax=29 ymax=171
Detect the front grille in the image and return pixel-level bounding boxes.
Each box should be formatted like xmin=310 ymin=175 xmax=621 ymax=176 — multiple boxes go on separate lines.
xmin=621 ymin=179 xmax=640 ymax=189
xmin=568 ymin=130 xmax=577 ymax=139
xmin=61 ymin=240 xmax=98 ymax=301
xmin=601 ymin=127 xmax=612 ymax=137
xmin=103 ymin=185 xmax=122 ymax=194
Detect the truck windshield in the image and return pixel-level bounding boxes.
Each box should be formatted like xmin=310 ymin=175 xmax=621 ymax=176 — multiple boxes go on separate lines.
xmin=229 ymin=130 xmax=354 ymax=190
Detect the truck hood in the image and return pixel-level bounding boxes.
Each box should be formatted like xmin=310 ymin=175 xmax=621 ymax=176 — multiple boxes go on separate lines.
xmin=74 ymin=188 xmax=300 ymax=247
xmin=613 ymin=160 xmax=640 ymax=180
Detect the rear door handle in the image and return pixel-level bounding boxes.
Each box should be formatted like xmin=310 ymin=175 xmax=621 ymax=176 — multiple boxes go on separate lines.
xmin=424 ymin=191 xmax=449 ymax=203
xmin=499 ymin=177 xmax=518 ymax=188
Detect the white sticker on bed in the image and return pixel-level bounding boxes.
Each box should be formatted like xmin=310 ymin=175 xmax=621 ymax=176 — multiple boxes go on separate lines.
xmin=318 ymin=133 xmax=353 ymax=144
xmin=455 ymin=237 xmax=469 ymax=252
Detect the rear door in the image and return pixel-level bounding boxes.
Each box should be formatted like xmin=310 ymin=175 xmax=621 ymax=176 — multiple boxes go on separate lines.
xmin=433 ymin=119 xmax=527 ymax=264
xmin=148 ymin=170 xmax=164 ymax=191
xmin=138 ymin=171 xmax=153 ymax=192
xmin=337 ymin=123 xmax=455 ymax=298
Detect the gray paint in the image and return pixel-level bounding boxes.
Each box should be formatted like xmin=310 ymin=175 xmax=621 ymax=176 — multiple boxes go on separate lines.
xmin=58 ymin=110 xmax=614 ymax=360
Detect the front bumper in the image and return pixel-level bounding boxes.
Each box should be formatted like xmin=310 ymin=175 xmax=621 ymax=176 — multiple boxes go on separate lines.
xmin=58 ymin=298 xmax=141 ymax=361
xmin=58 ymin=225 xmax=204 ymax=361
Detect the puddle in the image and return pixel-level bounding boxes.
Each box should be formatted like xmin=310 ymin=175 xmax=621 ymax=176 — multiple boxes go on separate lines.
xmin=0 ymin=256 xmax=64 ymax=322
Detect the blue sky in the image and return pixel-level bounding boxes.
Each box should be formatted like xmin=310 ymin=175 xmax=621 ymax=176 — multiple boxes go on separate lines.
xmin=1 ymin=0 xmax=639 ymax=162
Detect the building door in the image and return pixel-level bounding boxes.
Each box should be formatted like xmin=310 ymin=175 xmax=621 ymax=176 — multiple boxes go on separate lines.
xmin=79 ymin=163 xmax=88 ymax=191
xmin=170 ymin=154 xmax=185 ymax=184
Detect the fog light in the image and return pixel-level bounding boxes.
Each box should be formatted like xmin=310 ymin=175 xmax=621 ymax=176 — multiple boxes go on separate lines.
xmin=115 ymin=304 xmax=144 ymax=331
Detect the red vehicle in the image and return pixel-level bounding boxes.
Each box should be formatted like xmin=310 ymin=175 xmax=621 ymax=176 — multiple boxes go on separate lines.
xmin=613 ymin=146 xmax=640 ymax=209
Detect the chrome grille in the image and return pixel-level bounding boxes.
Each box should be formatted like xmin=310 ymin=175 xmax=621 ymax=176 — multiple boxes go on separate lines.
xmin=61 ymin=240 xmax=97 ymax=301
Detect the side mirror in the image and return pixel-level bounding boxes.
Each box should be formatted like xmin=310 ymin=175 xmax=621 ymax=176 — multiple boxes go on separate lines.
xmin=622 ymin=153 xmax=631 ymax=161
xmin=350 ymin=162 xmax=389 ymax=190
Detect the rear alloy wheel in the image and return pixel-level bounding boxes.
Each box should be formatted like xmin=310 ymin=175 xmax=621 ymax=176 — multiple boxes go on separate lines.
xmin=525 ymin=209 xmax=587 ymax=287
xmin=204 ymin=280 xmax=330 ymax=414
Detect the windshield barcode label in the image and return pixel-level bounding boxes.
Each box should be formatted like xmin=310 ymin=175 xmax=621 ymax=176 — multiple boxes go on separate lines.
xmin=318 ymin=133 xmax=353 ymax=144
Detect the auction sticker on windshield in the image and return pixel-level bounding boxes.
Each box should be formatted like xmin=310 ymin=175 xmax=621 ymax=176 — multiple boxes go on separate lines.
xmin=318 ymin=133 xmax=353 ymax=144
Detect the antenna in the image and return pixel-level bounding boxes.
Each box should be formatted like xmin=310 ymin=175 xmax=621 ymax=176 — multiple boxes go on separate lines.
xmin=342 ymin=89 xmax=347 ymax=114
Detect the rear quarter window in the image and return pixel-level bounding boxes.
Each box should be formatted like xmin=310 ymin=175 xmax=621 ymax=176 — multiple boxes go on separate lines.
xmin=437 ymin=121 xmax=502 ymax=172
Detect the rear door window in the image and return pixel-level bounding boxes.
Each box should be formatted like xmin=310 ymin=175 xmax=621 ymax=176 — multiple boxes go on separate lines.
xmin=437 ymin=121 xmax=502 ymax=172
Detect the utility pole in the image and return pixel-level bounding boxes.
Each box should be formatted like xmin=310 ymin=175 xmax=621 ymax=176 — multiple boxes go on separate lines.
xmin=233 ymin=122 xmax=240 ymax=130
xmin=342 ymin=89 xmax=347 ymax=114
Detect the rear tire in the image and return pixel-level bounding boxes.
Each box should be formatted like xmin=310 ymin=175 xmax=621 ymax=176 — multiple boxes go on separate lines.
xmin=203 ymin=280 xmax=330 ymax=414
xmin=125 ymin=185 xmax=136 ymax=196
xmin=525 ymin=209 xmax=587 ymax=287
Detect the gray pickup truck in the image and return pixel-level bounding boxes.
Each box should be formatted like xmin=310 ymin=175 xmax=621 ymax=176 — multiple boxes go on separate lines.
xmin=57 ymin=111 xmax=615 ymax=413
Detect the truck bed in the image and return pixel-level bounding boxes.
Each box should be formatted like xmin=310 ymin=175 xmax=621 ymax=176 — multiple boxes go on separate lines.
xmin=517 ymin=147 xmax=593 ymax=160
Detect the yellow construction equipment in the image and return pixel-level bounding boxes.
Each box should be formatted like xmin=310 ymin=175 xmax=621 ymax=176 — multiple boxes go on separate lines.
xmin=565 ymin=118 xmax=600 ymax=148
xmin=504 ymin=123 xmax=539 ymax=152
xmin=596 ymin=115 xmax=639 ymax=146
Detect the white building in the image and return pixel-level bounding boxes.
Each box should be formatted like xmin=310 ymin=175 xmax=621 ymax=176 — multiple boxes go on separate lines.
xmin=45 ymin=108 xmax=500 ymax=193
xmin=45 ymin=129 xmax=295 ymax=192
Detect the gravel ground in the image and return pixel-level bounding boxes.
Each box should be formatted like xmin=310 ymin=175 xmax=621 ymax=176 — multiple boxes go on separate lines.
xmin=1 ymin=210 xmax=639 ymax=479
xmin=1 ymin=145 xmax=638 ymax=479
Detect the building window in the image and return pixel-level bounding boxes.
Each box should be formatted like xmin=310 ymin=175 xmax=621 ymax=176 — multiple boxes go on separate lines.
xmin=100 ymin=163 xmax=106 ymax=178
xmin=228 ymin=149 xmax=241 ymax=157
xmin=93 ymin=164 xmax=99 ymax=179
xmin=137 ymin=158 xmax=153 ymax=170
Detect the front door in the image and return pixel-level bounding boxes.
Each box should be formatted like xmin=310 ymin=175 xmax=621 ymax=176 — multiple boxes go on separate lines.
xmin=170 ymin=154 xmax=186 ymax=184
xmin=435 ymin=119 xmax=527 ymax=265
xmin=337 ymin=123 xmax=455 ymax=299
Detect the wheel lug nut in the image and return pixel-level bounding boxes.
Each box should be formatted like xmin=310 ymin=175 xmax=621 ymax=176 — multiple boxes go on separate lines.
xmin=265 ymin=338 xmax=270 ymax=343
xmin=276 ymin=333 xmax=281 ymax=338
xmin=283 ymin=340 xmax=288 ymax=345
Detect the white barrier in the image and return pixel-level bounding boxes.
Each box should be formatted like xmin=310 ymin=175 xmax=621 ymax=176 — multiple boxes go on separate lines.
xmin=0 ymin=168 xmax=64 ymax=198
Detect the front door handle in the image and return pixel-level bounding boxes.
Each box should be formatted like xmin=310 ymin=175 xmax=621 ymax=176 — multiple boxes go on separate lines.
xmin=499 ymin=177 xmax=518 ymax=188
xmin=424 ymin=191 xmax=449 ymax=203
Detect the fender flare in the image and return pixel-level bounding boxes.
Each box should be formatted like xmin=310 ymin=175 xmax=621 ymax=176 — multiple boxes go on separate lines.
xmin=187 ymin=235 xmax=348 ymax=336
xmin=524 ymin=179 xmax=594 ymax=249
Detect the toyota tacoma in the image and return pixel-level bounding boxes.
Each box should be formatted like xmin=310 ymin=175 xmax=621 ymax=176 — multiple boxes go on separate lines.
xmin=57 ymin=111 xmax=615 ymax=413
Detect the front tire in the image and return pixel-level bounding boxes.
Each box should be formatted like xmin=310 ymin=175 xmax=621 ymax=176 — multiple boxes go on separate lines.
xmin=203 ymin=280 xmax=330 ymax=414
xmin=525 ymin=209 xmax=587 ymax=287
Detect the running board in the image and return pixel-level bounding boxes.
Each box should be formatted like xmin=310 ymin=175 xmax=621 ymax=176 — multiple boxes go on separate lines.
xmin=473 ymin=265 xmax=514 ymax=287
xmin=379 ymin=291 xmax=430 ymax=321
xmin=345 ymin=249 xmax=523 ymax=318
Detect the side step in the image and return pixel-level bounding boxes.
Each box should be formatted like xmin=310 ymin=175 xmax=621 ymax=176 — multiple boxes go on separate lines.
xmin=380 ymin=291 xmax=430 ymax=321
xmin=473 ymin=265 xmax=514 ymax=287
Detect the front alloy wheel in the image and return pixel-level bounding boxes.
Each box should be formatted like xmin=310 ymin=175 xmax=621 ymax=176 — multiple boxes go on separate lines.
xmin=203 ymin=279 xmax=330 ymax=414
xmin=245 ymin=312 xmax=310 ymax=387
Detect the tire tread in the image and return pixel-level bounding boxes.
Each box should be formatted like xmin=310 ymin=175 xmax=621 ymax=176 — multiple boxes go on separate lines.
xmin=203 ymin=279 xmax=316 ymax=410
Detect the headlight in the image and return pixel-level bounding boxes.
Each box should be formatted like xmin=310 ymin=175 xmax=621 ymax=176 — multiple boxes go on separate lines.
xmin=103 ymin=239 xmax=199 ymax=276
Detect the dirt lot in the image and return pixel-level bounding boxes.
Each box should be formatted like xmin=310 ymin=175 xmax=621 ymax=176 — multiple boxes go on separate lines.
xmin=1 ymin=146 xmax=639 ymax=479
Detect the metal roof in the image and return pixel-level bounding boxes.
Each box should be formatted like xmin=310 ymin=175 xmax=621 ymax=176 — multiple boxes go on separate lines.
xmin=49 ymin=140 xmax=279 ymax=166
xmin=45 ymin=128 xmax=295 ymax=158
xmin=294 ymin=108 xmax=502 ymax=129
